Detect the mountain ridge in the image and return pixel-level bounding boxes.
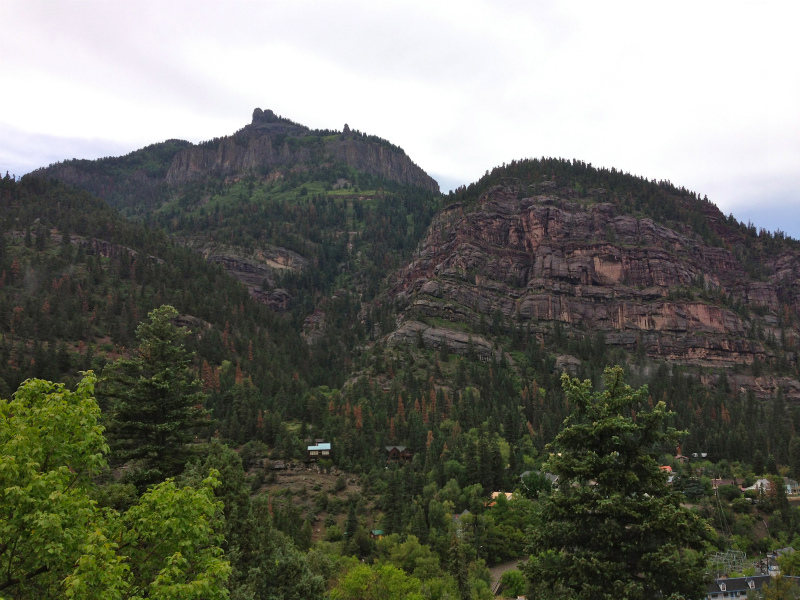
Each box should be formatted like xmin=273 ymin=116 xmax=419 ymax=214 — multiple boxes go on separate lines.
xmin=33 ymin=108 xmax=439 ymax=214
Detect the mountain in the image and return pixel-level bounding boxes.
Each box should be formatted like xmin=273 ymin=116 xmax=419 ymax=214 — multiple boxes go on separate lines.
xmin=34 ymin=108 xmax=438 ymax=217
xmin=10 ymin=114 xmax=800 ymax=593
xmin=33 ymin=109 xmax=442 ymax=316
xmin=385 ymin=159 xmax=800 ymax=399
xmin=18 ymin=115 xmax=800 ymax=464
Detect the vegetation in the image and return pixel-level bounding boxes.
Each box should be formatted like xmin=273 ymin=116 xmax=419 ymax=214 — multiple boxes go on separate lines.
xmin=524 ymin=367 xmax=708 ymax=599
xmin=101 ymin=305 xmax=207 ymax=490
xmin=4 ymin=125 xmax=800 ymax=598
xmin=0 ymin=374 xmax=230 ymax=599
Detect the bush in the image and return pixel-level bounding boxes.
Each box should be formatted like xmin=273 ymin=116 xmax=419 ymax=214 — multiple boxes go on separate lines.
xmin=731 ymin=497 xmax=753 ymax=513
xmin=500 ymin=570 xmax=527 ymax=597
xmin=326 ymin=524 xmax=343 ymax=542
xmin=718 ymin=484 xmax=742 ymax=502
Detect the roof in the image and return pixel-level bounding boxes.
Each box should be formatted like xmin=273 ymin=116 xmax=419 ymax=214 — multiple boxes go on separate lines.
xmin=308 ymin=442 xmax=331 ymax=451
xmin=488 ymin=492 xmax=514 ymax=505
xmin=370 ymin=529 xmax=384 ymax=535
xmin=385 ymin=445 xmax=408 ymax=452
xmin=711 ymin=478 xmax=737 ymax=488
xmin=743 ymin=478 xmax=772 ymax=491
xmin=706 ymin=575 xmax=800 ymax=594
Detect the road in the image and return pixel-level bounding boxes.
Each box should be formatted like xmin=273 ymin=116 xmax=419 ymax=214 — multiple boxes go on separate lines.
xmin=489 ymin=559 xmax=523 ymax=595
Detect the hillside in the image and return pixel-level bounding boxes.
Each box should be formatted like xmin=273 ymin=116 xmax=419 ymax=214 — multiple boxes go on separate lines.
xmin=0 ymin=174 xmax=320 ymax=440
xmin=8 ymin=132 xmax=800 ymax=598
xmin=387 ymin=159 xmax=800 ymax=401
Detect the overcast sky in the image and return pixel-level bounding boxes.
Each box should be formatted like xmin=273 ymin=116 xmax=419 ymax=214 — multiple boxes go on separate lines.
xmin=2 ymin=1 xmax=798 ymax=236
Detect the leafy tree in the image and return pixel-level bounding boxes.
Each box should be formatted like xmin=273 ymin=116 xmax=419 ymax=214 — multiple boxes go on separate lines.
xmin=500 ymin=570 xmax=527 ymax=597
xmin=330 ymin=564 xmax=425 ymax=600
xmin=0 ymin=374 xmax=230 ymax=599
xmin=519 ymin=469 xmax=552 ymax=499
xmin=763 ymin=575 xmax=800 ymax=600
xmin=779 ymin=552 xmax=800 ymax=577
xmin=524 ymin=366 xmax=708 ymax=600
xmin=102 ymin=305 xmax=207 ymax=489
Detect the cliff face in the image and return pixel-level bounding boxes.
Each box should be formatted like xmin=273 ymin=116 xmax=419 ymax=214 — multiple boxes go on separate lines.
xmin=389 ymin=182 xmax=800 ymax=396
xmin=164 ymin=109 xmax=439 ymax=192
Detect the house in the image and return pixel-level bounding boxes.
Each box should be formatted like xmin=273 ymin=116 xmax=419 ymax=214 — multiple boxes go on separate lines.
xmin=786 ymin=479 xmax=800 ymax=495
xmin=385 ymin=445 xmax=413 ymax=463
xmin=706 ymin=575 xmax=800 ymax=599
xmin=743 ymin=478 xmax=772 ymax=493
xmin=675 ymin=446 xmax=689 ymax=464
xmin=369 ymin=529 xmax=384 ymax=540
xmin=711 ymin=478 xmax=737 ymax=490
xmin=307 ymin=441 xmax=331 ymax=461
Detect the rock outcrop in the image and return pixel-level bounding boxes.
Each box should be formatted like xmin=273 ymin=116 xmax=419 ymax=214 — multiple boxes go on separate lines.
xmin=389 ymin=183 xmax=800 ymax=396
xmin=164 ymin=108 xmax=439 ymax=192
xmin=179 ymin=238 xmax=309 ymax=312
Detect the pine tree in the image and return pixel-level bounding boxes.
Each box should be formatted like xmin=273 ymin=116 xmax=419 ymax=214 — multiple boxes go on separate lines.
xmin=524 ymin=366 xmax=708 ymax=600
xmin=102 ymin=305 xmax=206 ymax=490
xmin=447 ymin=533 xmax=470 ymax=600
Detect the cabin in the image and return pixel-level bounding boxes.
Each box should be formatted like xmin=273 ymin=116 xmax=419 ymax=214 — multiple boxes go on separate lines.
xmin=369 ymin=529 xmax=385 ymax=540
xmin=307 ymin=441 xmax=331 ymax=461
xmin=385 ymin=445 xmax=413 ymax=463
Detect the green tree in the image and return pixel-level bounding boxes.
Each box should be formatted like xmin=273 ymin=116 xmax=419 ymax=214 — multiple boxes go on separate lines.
xmin=523 ymin=366 xmax=708 ymax=600
xmin=331 ymin=564 xmax=424 ymax=600
xmin=183 ymin=441 xmax=325 ymax=600
xmin=763 ymin=575 xmax=800 ymax=600
xmin=102 ymin=305 xmax=207 ymax=489
xmin=779 ymin=552 xmax=800 ymax=577
xmin=0 ymin=374 xmax=230 ymax=599
xmin=500 ymin=570 xmax=527 ymax=597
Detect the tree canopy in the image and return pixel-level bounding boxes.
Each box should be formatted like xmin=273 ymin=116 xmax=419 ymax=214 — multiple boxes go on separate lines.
xmin=524 ymin=366 xmax=708 ymax=600
xmin=0 ymin=373 xmax=229 ymax=599
xmin=102 ymin=305 xmax=207 ymax=489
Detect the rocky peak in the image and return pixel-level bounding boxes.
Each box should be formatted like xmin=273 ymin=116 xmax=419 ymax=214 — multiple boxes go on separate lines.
xmin=164 ymin=110 xmax=439 ymax=192
xmin=252 ymin=107 xmax=279 ymax=125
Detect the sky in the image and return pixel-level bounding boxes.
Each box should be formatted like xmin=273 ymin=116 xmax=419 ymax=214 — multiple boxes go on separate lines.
xmin=2 ymin=0 xmax=799 ymax=236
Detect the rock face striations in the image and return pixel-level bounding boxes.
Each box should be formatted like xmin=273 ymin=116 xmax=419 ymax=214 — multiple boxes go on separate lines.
xmin=389 ymin=181 xmax=800 ymax=396
xmin=164 ymin=108 xmax=439 ymax=192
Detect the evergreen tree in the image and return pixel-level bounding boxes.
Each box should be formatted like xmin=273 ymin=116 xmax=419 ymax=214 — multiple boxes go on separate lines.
xmin=447 ymin=534 xmax=470 ymax=600
xmin=524 ymin=366 xmax=708 ymax=600
xmin=102 ymin=305 xmax=206 ymax=490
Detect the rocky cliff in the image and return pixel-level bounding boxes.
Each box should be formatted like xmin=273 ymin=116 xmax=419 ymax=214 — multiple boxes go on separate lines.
xmin=388 ymin=179 xmax=800 ymax=397
xmin=34 ymin=109 xmax=439 ymax=207
xmin=164 ymin=108 xmax=439 ymax=192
